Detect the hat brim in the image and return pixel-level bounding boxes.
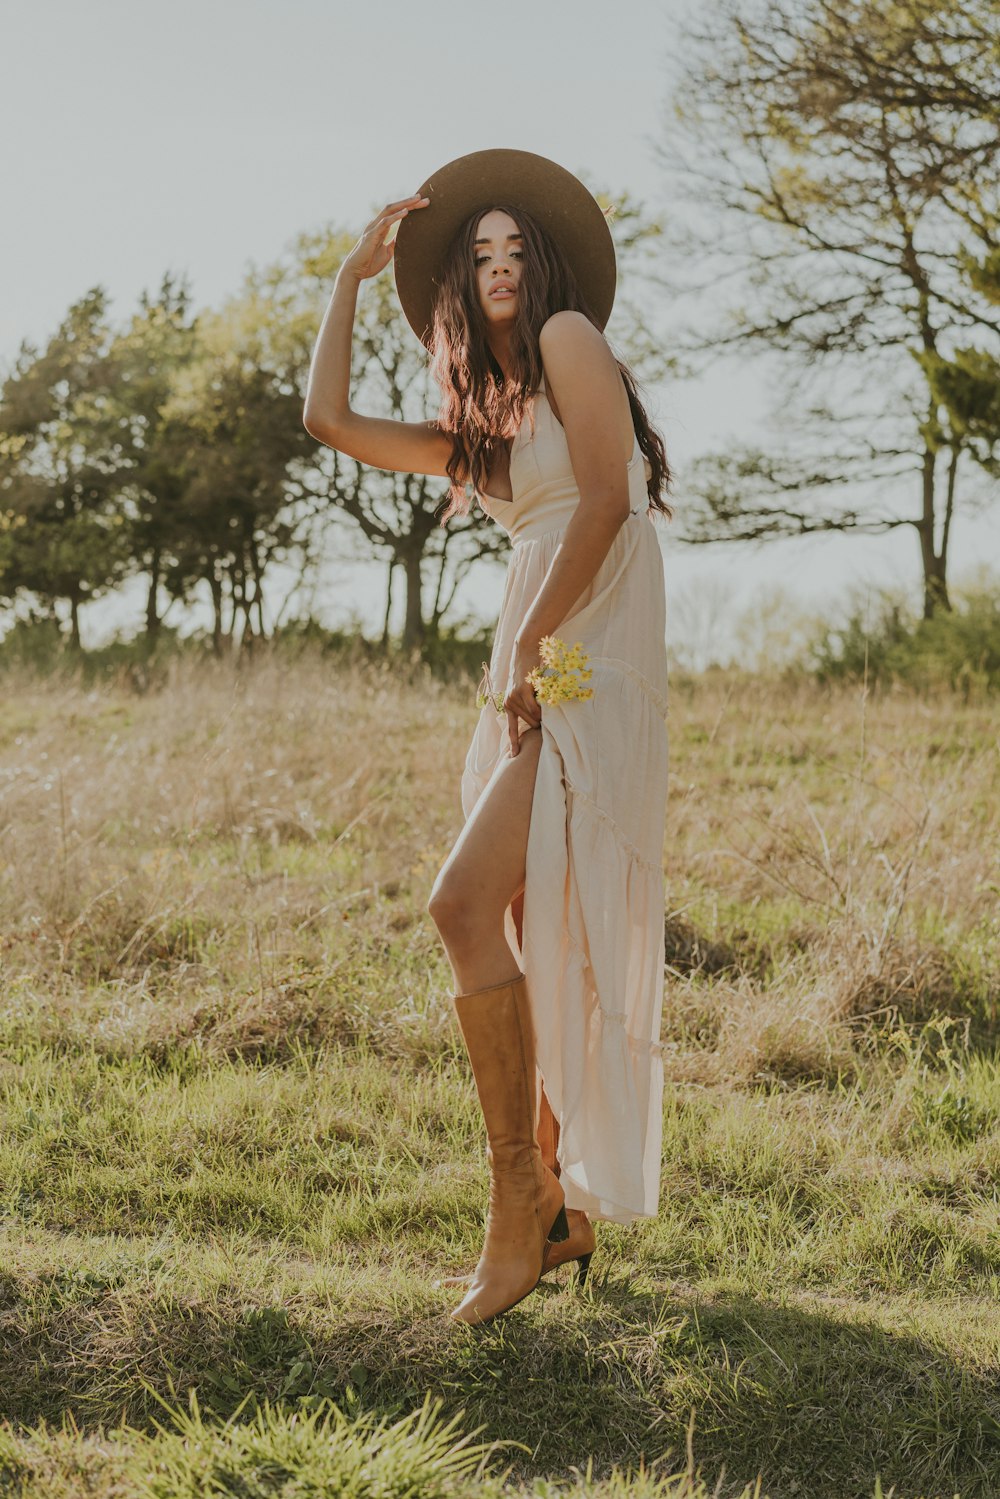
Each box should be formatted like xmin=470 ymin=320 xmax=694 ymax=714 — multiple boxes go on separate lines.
xmin=393 ymin=148 xmax=616 ymax=350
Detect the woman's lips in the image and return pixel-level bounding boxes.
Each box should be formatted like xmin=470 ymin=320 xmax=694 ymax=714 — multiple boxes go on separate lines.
xmin=489 ymin=287 xmax=515 ymax=298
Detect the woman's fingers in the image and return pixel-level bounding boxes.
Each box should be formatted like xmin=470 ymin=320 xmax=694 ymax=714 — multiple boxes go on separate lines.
xmin=379 ymin=198 xmax=430 ymax=247
xmin=373 ymin=195 xmax=429 ymax=227
xmin=383 ymin=194 xmax=430 ymax=214
xmin=517 ymin=679 xmax=542 ymax=726
xmin=382 ymin=206 xmax=416 ymax=244
xmin=504 ymin=691 xmax=541 ymax=754
xmin=346 ymin=197 xmax=430 ymax=276
xmin=507 ymin=685 xmax=541 ymax=723
xmin=506 ymin=707 xmax=521 ymax=756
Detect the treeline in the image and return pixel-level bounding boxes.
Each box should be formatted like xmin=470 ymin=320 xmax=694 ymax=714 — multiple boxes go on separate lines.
xmin=0 ymin=207 xmax=664 ymax=661
xmin=0 ymin=269 xmax=302 ymax=657
xmin=6 ymin=570 xmax=1000 ymax=698
xmin=0 ymin=245 xmax=498 ymax=660
xmin=3 ymin=1 xmax=998 ymax=662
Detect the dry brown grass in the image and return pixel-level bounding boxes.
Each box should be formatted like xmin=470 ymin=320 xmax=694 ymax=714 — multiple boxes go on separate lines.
xmin=0 ymin=648 xmax=997 ymax=1498
xmin=0 ymin=650 xmax=996 ymax=1083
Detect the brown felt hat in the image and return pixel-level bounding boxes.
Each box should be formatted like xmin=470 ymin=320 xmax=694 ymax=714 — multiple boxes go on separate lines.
xmin=393 ymin=147 xmax=617 ymax=350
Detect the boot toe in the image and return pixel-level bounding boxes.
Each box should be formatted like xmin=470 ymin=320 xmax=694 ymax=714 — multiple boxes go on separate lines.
xmin=449 ymin=1272 xmax=541 ymax=1325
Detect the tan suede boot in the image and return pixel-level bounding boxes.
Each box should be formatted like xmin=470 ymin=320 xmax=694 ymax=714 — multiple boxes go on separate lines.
xmin=447 ymin=973 xmax=568 ymax=1327
xmin=436 ymin=1081 xmax=597 ymax=1291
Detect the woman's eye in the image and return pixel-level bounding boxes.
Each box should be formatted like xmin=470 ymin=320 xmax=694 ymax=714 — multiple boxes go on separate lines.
xmin=475 ymin=251 xmax=524 ymax=265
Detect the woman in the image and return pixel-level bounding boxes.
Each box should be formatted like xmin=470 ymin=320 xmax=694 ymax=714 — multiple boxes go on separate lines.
xmin=303 ymin=149 xmax=671 ymax=1329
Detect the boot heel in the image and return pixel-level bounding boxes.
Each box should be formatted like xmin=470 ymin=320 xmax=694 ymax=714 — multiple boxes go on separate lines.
xmin=574 ymin=1251 xmax=593 ymax=1286
xmin=547 ymin=1203 xmax=570 ymax=1243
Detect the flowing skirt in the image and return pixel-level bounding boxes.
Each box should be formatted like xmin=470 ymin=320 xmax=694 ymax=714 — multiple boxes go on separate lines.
xmin=460 ymin=510 xmax=669 ymax=1224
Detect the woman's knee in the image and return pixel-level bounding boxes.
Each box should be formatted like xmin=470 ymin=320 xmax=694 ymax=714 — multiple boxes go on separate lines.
xmin=426 ymin=874 xmax=482 ymax=943
xmin=427 ymin=848 xmax=517 ymax=942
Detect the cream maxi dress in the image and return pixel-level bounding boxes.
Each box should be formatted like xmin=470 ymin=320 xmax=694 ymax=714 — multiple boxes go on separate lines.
xmin=460 ymin=373 xmax=669 ymax=1225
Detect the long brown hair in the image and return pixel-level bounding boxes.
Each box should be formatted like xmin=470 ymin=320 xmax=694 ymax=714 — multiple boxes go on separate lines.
xmin=426 ymin=202 xmax=673 ymax=526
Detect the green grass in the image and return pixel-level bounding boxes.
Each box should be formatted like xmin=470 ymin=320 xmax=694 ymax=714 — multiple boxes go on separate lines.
xmin=0 ymin=650 xmax=997 ymax=1496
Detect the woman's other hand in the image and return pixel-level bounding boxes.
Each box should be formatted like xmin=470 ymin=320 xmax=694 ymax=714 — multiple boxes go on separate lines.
xmin=341 ymin=194 xmax=430 ymax=283
xmin=504 ymin=637 xmax=543 ymax=755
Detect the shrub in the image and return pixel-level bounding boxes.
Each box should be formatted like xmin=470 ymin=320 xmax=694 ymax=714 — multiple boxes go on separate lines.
xmin=808 ymin=581 xmax=1000 ymax=694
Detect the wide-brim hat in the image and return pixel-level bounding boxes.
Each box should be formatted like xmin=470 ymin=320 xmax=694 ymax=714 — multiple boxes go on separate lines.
xmin=393 ymin=147 xmax=617 ymax=350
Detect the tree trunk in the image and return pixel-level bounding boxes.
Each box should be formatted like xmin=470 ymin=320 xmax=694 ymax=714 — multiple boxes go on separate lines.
xmin=68 ymin=588 xmax=82 ymax=651
xmin=923 ymin=554 xmax=950 ymax=618
xmin=916 ymin=442 xmax=951 ymax=618
xmin=208 ymin=568 xmax=225 ymax=657
xmin=428 ymin=540 xmax=449 ymax=642
xmin=248 ymin=534 xmax=267 ymax=640
xmin=401 ymin=548 xmax=425 ymax=654
xmin=381 ymin=561 xmax=395 ymax=650
xmin=146 ymin=548 xmax=161 ymax=642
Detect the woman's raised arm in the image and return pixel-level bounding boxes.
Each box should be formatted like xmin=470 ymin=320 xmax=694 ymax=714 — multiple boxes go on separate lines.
xmin=302 ymin=196 xmax=454 ymax=478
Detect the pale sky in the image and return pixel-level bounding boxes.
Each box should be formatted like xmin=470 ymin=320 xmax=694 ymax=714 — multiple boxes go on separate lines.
xmin=4 ymin=0 xmax=997 ymax=662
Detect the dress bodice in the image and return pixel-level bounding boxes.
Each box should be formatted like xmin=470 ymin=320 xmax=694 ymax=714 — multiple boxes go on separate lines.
xmin=476 ymin=375 xmax=654 ymax=545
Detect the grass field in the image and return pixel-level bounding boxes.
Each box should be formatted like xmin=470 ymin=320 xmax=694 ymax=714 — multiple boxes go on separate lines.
xmin=0 ymin=647 xmax=997 ymax=1498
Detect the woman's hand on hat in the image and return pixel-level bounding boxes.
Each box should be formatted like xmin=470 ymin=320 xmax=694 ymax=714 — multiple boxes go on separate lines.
xmin=342 ymin=195 xmax=430 ymax=282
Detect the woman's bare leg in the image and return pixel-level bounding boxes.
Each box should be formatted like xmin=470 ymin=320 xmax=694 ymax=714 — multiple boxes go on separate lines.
xmin=427 ymin=726 xmax=541 ymax=995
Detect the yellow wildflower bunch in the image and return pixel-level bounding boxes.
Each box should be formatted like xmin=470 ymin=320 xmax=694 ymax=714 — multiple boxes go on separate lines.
xmin=475 ymin=638 xmax=594 ymax=717
xmin=527 ymin=636 xmax=594 ymax=705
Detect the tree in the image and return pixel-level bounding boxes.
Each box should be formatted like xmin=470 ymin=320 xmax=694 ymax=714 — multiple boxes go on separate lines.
xmin=915 ymin=55 xmax=1000 ymax=478
xmin=658 ymin=0 xmax=1000 ymax=616
xmin=288 ymin=227 xmax=506 ymax=655
xmin=107 ymin=272 xmax=200 ymax=645
xmin=159 ymin=289 xmax=316 ymax=655
xmin=0 ymin=289 xmax=134 ymax=647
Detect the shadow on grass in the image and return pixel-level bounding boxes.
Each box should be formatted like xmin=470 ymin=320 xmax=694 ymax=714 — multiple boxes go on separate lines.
xmin=2 ymin=1272 xmax=997 ymax=1498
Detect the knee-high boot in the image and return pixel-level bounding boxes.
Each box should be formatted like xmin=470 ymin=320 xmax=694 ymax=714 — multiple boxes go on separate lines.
xmin=448 ymin=972 xmax=568 ymax=1326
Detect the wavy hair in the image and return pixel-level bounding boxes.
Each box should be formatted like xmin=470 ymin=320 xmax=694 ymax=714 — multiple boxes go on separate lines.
xmin=426 ymin=202 xmax=672 ymax=527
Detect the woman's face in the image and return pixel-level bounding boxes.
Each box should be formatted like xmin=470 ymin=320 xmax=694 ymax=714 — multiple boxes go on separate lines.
xmin=474 ymin=208 xmax=523 ymax=326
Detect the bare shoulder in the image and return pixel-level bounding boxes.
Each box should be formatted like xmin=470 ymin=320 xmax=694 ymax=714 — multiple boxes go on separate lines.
xmin=538 ymin=310 xmax=613 ymax=365
xmin=537 ymin=312 xmax=631 ymax=459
